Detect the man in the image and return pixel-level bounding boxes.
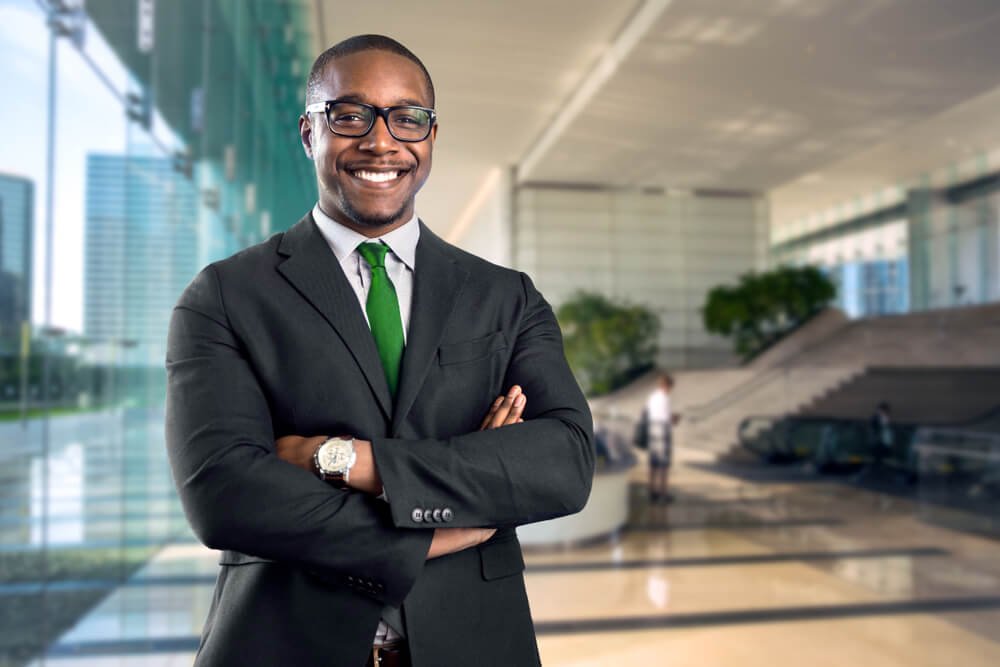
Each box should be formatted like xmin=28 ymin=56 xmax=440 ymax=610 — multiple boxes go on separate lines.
xmin=164 ymin=34 xmax=594 ymax=667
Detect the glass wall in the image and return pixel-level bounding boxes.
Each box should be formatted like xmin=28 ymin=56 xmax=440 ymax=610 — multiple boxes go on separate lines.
xmin=773 ymin=177 xmax=1000 ymax=319
xmin=0 ymin=0 xmax=315 ymax=663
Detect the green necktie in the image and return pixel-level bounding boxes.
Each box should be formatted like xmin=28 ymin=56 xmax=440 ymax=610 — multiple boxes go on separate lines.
xmin=357 ymin=242 xmax=405 ymax=397
xmin=358 ymin=241 xmax=408 ymax=637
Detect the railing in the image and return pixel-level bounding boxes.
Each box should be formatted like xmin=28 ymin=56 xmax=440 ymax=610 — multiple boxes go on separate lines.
xmin=738 ymin=415 xmax=915 ymax=470
xmin=590 ymin=409 xmax=639 ymax=473
xmin=739 ymin=409 xmax=1000 ymax=494
xmin=912 ymin=427 xmax=1000 ymax=484
xmin=685 ymin=366 xmax=787 ymax=424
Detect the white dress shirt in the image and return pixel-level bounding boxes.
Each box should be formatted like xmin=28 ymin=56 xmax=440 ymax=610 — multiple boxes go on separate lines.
xmin=311 ymin=203 xmax=419 ymax=644
xmin=645 ymin=388 xmax=672 ymax=456
xmin=312 ymin=203 xmax=417 ymax=342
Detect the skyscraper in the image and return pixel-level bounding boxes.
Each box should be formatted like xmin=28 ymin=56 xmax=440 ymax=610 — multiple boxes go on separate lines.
xmin=84 ymin=154 xmax=198 ymax=357
xmin=0 ymin=172 xmax=34 ymax=339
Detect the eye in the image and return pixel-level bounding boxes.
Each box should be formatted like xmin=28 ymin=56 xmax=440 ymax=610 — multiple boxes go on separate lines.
xmin=329 ymin=103 xmax=371 ymax=126
xmin=389 ymin=109 xmax=430 ymax=126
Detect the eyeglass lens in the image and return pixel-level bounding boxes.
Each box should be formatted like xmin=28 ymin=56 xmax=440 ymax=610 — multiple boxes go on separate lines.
xmin=328 ymin=102 xmax=432 ymax=141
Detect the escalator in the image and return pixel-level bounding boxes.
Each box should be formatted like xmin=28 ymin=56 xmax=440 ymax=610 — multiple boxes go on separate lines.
xmin=739 ymin=406 xmax=1000 ymax=486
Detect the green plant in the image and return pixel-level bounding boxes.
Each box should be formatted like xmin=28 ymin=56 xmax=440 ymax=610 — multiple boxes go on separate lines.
xmin=556 ymin=292 xmax=660 ymax=396
xmin=702 ymin=265 xmax=836 ymax=360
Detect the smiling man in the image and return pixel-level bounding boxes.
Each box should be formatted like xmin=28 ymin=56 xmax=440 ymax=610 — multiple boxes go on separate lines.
xmin=165 ymin=35 xmax=595 ymax=667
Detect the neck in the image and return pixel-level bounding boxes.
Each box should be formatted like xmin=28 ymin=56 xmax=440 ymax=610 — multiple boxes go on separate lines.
xmin=319 ymin=202 xmax=414 ymax=238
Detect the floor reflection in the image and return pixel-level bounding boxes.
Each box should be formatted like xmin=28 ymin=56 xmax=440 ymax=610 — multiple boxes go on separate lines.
xmin=4 ymin=438 xmax=1000 ymax=666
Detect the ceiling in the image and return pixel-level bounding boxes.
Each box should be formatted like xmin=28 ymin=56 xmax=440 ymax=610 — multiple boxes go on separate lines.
xmin=308 ymin=0 xmax=1000 ymax=235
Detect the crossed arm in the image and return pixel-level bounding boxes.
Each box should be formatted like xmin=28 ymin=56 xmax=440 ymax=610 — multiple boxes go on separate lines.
xmin=273 ymin=386 xmax=528 ymax=559
xmin=165 ymin=265 xmax=594 ymax=607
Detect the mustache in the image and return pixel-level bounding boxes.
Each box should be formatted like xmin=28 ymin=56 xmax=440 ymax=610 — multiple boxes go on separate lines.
xmin=343 ymin=162 xmax=413 ymax=171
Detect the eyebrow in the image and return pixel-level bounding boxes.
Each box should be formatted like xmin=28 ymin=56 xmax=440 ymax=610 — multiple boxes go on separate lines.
xmin=333 ymin=93 xmax=429 ymax=107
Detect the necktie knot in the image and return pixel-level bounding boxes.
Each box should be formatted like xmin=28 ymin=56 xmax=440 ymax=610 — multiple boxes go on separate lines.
xmin=358 ymin=242 xmax=390 ymax=270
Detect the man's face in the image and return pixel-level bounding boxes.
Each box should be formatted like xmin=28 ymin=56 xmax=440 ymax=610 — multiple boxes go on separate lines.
xmin=299 ymin=50 xmax=437 ymax=231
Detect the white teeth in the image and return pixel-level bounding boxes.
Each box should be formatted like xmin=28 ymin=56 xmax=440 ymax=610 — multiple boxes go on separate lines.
xmin=354 ymin=170 xmax=400 ymax=183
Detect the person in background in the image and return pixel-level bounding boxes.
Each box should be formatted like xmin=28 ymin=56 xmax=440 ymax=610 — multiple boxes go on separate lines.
xmin=870 ymin=401 xmax=894 ymax=469
xmin=646 ymin=373 xmax=678 ymax=502
xmin=854 ymin=401 xmax=894 ymax=483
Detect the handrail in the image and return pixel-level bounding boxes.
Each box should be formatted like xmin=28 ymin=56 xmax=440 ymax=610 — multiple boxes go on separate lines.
xmin=686 ymin=365 xmax=786 ymax=422
xmin=915 ymin=426 xmax=1000 ymax=443
xmin=740 ymin=404 xmax=1000 ymax=433
xmin=912 ymin=443 xmax=1000 ymax=462
xmin=739 ymin=407 xmax=1000 ymax=469
xmin=684 ymin=311 xmax=859 ymax=422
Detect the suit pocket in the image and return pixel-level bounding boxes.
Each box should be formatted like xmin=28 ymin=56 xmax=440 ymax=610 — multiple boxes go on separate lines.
xmin=218 ymin=550 xmax=275 ymax=566
xmin=438 ymin=330 xmax=508 ymax=366
xmin=478 ymin=532 xmax=525 ymax=581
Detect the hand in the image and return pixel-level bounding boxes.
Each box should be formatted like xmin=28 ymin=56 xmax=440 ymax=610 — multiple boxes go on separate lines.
xmin=426 ymin=527 xmax=497 ymax=560
xmin=275 ymin=434 xmax=327 ymax=474
xmin=423 ymin=387 xmax=523 ymax=560
xmin=479 ymin=385 xmax=526 ymax=430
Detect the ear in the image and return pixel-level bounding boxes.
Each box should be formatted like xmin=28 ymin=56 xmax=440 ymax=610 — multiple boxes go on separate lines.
xmin=299 ymin=114 xmax=314 ymax=160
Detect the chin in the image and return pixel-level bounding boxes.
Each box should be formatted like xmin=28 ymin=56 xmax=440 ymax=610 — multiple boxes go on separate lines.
xmin=342 ymin=197 xmax=412 ymax=229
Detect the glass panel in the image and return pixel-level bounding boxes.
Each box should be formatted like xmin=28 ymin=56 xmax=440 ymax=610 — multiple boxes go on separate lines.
xmin=0 ymin=0 xmax=316 ymax=662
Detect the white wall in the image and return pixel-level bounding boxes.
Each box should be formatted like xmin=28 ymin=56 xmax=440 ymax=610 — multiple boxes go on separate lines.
xmin=447 ymin=168 xmax=513 ymax=268
xmin=512 ymin=186 xmax=768 ymax=369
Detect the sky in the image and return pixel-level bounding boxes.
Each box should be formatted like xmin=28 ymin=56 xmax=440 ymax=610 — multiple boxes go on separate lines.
xmin=0 ymin=0 xmax=179 ymax=336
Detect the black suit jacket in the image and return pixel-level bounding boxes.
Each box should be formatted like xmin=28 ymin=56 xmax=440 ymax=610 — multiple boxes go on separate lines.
xmin=164 ymin=212 xmax=595 ymax=667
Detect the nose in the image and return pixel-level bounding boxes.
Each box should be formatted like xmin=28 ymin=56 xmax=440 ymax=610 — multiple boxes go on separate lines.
xmin=359 ymin=115 xmax=399 ymax=154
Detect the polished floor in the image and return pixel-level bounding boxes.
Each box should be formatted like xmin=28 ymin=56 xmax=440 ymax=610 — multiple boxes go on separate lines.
xmin=24 ymin=446 xmax=1000 ymax=666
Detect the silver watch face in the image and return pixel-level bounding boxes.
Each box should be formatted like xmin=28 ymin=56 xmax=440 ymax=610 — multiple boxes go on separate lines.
xmin=318 ymin=440 xmax=353 ymax=473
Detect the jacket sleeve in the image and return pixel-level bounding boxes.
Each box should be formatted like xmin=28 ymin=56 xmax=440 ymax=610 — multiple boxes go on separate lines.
xmin=370 ymin=272 xmax=596 ymax=529
xmin=165 ymin=264 xmax=433 ymax=606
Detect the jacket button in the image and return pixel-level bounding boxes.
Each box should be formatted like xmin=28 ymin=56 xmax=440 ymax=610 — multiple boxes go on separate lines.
xmin=432 ymin=508 xmax=443 ymax=522
xmin=442 ymin=508 xmax=453 ymax=522
xmin=411 ymin=508 xmax=424 ymax=523
xmin=423 ymin=508 xmax=433 ymax=521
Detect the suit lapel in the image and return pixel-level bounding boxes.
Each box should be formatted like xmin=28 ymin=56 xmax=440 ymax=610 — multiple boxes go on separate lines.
xmin=392 ymin=221 xmax=469 ymax=435
xmin=276 ymin=213 xmax=393 ymax=420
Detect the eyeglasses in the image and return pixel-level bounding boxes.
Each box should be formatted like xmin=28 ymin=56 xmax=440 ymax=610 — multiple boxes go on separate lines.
xmin=304 ymin=100 xmax=436 ymax=142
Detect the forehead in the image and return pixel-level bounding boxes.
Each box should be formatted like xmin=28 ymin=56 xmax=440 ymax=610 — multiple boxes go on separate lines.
xmin=316 ymin=50 xmax=431 ymax=107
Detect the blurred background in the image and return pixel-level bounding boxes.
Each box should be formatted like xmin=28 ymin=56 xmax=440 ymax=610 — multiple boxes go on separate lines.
xmin=1 ymin=0 xmax=999 ymax=664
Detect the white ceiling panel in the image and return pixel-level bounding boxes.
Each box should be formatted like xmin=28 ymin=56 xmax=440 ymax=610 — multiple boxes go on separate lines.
xmin=526 ymin=0 xmax=1000 ymax=192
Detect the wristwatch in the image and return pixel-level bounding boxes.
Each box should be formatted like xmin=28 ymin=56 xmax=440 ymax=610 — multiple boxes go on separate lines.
xmin=313 ymin=437 xmax=357 ymax=489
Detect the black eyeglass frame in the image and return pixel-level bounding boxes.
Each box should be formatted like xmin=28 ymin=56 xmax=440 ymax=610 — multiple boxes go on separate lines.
xmin=304 ymin=99 xmax=437 ymax=143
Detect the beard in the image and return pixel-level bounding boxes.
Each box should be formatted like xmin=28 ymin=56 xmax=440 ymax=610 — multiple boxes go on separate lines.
xmin=338 ymin=191 xmax=412 ymax=229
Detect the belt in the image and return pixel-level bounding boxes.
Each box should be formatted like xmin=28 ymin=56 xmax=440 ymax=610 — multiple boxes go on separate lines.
xmin=366 ymin=640 xmax=410 ymax=667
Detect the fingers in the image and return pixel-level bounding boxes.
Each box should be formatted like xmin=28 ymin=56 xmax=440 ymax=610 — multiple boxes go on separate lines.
xmin=479 ymin=396 xmax=504 ymax=430
xmin=482 ymin=385 xmax=526 ymax=430
xmin=503 ymin=393 xmax=526 ymax=426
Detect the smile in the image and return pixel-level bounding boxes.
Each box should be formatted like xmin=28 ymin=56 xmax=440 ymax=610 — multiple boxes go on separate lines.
xmin=350 ymin=169 xmax=406 ymax=184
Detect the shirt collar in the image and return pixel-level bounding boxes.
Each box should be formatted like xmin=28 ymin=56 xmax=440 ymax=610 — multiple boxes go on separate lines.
xmin=312 ymin=202 xmax=420 ymax=270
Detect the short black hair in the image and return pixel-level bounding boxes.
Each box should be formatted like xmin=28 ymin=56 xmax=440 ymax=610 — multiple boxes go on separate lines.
xmin=305 ymin=34 xmax=435 ymax=108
